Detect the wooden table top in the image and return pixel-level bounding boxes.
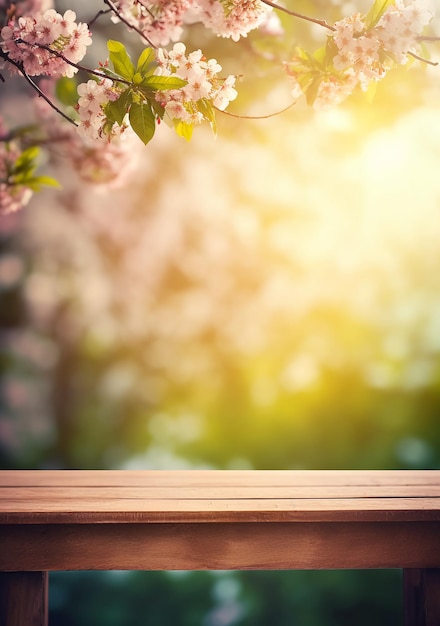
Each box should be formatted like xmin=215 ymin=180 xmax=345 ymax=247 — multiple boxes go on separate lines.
xmin=1 ymin=469 xmax=439 ymax=524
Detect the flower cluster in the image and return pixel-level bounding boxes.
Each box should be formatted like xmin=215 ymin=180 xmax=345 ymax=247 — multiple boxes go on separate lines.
xmin=376 ymin=0 xmax=434 ymax=63
xmin=288 ymin=0 xmax=434 ymax=111
xmin=111 ymin=0 xmax=270 ymax=46
xmin=76 ymin=78 xmax=124 ymax=142
xmin=195 ymin=0 xmax=271 ymax=42
xmin=1 ymin=9 xmax=91 ymax=77
xmin=332 ymin=0 xmax=433 ymax=85
xmin=112 ymin=0 xmax=192 ymax=47
xmin=155 ymin=42 xmax=238 ymax=126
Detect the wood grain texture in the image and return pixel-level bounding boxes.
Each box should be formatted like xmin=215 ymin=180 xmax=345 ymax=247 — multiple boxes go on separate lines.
xmin=1 ymin=521 xmax=440 ymax=571
xmin=1 ymin=470 xmax=439 ymax=524
xmin=0 ymin=572 xmax=48 ymax=626
xmin=1 ymin=469 xmax=439 ymax=487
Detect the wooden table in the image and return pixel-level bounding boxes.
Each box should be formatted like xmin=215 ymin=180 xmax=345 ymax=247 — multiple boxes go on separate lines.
xmin=0 ymin=470 xmax=439 ymax=625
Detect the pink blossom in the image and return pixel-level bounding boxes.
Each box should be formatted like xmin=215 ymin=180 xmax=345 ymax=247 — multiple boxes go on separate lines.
xmin=111 ymin=0 xmax=194 ymax=47
xmin=193 ymin=0 xmax=271 ymax=41
xmin=1 ymin=9 xmax=91 ymax=78
xmin=155 ymin=43 xmax=237 ymax=125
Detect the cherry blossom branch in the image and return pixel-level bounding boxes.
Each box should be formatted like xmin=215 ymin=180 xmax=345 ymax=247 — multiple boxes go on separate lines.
xmin=103 ymin=0 xmax=157 ymax=47
xmin=88 ymin=8 xmax=112 ymax=28
xmin=261 ymin=0 xmax=336 ymax=32
xmin=216 ymin=100 xmax=296 ymax=119
xmin=14 ymin=39 xmax=134 ymax=87
xmin=407 ymin=51 xmax=438 ymax=66
xmin=0 ymin=50 xmax=78 ymax=126
xmin=417 ymin=36 xmax=440 ymax=42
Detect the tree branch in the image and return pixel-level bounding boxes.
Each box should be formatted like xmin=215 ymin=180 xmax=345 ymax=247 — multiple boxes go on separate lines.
xmin=103 ymin=0 xmax=157 ymax=47
xmin=260 ymin=0 xmax=336 ymax=32
xmin=88 ymin=8 xmax=112 ymax=28
xmin=0 ymin=50 xmax=78 ymax=126
xmin=407 ymin=50 xmax=438 ymax=66
xmin=14 ymin=39 xmax=134 ymax=87
xmin=216 ymin=100 xmax=296 ymax=119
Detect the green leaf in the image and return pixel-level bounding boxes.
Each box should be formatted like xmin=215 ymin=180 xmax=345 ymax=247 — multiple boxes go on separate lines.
xmin=365 ymin=0 xmax=394 ymax=29
xmin=25 ymin=175 xmax=61 ymax=191
xmin=304 ymin=76 xmax=322 ymax=106
xmin=55 ymin=77 xmax=78 ymax=107
xmin=313 ymin=45 xmax=326 ymax=66
xmin=137 ymin=47 xmax=156 ymax=75
xmin=107 ymin=40 xmax=135 ymax=80
xmin=129 ymin=101 xmax=156 ymax=145
xmin=105 ymin=89 xmax=133 ymax=126
xmin=174 ymin=120 xmax=193 ymax=141
xmin=325 ymin=36 xmax=339 ymax=67
xmin=13 ymin=146 xmax=40 ymax=176
xmin=141 ymin=75 xmax=187 ymax=91
xmin=197 ymin=98 xmax=217 ymax=135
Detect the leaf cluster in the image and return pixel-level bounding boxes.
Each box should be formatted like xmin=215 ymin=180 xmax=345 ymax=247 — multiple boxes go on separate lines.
xmin=4 ymin=146 xmax=59 ymax=192
xmin=102 ymin=40 xmax=187 ymax=145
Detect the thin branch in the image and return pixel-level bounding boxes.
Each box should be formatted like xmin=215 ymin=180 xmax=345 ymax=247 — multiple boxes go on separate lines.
xmin=261 ymin=0 xmax=336 ymax=32
xmin=88 ymin=8 xmax=112 ymax=28
xmin=216 ymin=100 xmax=296 ymax=120
xmin=407 ymin=50 xmax=438 ymax=66
xmin=417 ymin=36 xmax=440 ymax=42
xmin=14 ymin=39 xmax=134 ymax=87
xmin=136 ymin=0 xmax=156 ymax=21
xmin=0 ymin=50 xmax=78 ymax=126
xmin=103 ymin=0 xmax=157 ymax=47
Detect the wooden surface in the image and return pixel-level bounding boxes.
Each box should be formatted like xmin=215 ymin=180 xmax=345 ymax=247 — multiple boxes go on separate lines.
xmin=2 ymin=521 xmax=440 ymax=571
xmin=1 ymin=470 xmax=439 ymax=524
xmin=0 ymin=470 xmax=439 ymax=571
xmin=1 ymin=471 xmax=440 ymax=626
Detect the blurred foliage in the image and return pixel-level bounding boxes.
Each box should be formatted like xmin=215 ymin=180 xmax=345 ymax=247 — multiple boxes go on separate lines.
xmin=1 ymin=0 xmax=440 ymax=624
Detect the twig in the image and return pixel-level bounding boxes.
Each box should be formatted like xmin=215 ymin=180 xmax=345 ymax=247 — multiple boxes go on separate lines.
xmin=14 ymin=39 xmax=134 ymax=87
xmin=88 ymin=8 xmax=112 ymax=28
xmin=136 ymin=0 xmax=156 ymax=21
xmin=216 ymin=100 xmax=296 ymax=120
xmin=417 ymin=36 xmax=440 ymax=42
xmin=261 ymin=0 xmax=336 ymax=32
xmin=0 ymin=50 xmax=78 ymax=126
xmin=408 ymin=51 xmax=438 ymax=66
xmin=103 ymin=0 xmax=157 ymax=47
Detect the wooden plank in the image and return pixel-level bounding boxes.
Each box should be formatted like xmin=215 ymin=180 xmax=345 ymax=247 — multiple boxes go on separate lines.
xmin=1 ymin=469 xmax=439 ymax=488
xmin=0 ymin=572 xmax=48 ymax=626
xmin=0 ymin=498 xmax=439 ymax=524
xmin=404 ymin=569 xmax=440 ymax=626
xmin=2 ymin=485 xmax=440 ymax=500
xmin=1 ymin=521 xmax=439 ymax=571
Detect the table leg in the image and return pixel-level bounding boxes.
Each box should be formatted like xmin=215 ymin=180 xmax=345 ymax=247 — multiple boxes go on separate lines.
xmin=404 ymin=569 xmax=440 ymax=626
xmin=0 ymin=572 xmax=48 ymax=626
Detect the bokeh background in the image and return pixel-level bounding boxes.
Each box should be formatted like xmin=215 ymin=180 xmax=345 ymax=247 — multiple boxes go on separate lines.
xmin=1 ymin=0 xmax=440 ymax=624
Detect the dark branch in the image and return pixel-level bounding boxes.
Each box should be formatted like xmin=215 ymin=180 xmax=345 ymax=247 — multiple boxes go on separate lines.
xmin=103 ymin=0 xmax=157 ymax=47
xmin=14 ymin=39 xmax=134 ymax=87
xmin=88 ymin=8 xmax=112 ymax=28
xmin=0 ymin=50 xmax=78 ymax=126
